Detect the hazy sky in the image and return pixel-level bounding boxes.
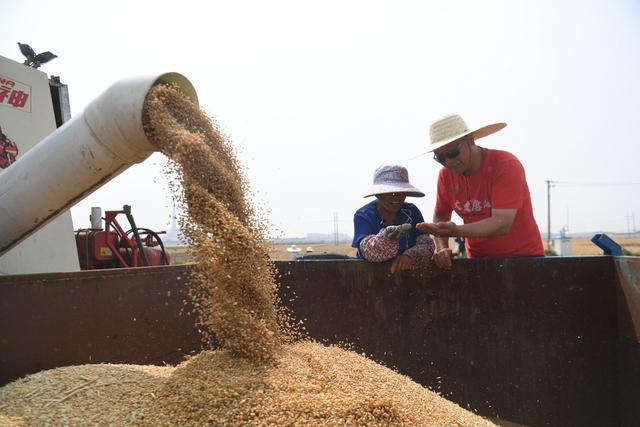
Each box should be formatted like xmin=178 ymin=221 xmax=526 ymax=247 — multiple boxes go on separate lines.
xmin=2 ymin=0 xmax=639 ymax=238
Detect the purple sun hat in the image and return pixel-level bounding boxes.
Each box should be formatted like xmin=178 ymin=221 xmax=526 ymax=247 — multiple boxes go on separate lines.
xmin=364 ymin=165 xmax=425 ymax=198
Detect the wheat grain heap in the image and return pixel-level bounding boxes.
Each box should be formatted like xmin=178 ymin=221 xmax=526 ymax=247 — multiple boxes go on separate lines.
xmin=0 ymin=84 xmax=495 ymax=426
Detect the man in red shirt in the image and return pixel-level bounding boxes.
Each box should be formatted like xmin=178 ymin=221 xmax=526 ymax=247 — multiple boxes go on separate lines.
xmin=416 ymin=114 xmax=544 ymax=269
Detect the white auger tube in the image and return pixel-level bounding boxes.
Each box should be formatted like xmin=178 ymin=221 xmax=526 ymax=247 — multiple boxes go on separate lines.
xmin=0 ymin=73 xmax=198 ymax=256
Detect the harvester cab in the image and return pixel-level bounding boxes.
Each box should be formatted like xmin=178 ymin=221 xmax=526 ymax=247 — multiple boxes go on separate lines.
xmin=75 ymin=205 xmax=171 ymax=270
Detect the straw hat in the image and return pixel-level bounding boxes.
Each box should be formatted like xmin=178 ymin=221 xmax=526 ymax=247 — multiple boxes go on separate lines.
xmin=364 ymin=165 xmax=424 ymax=198
xmin=425 ymin=114 xmax=507 ymax=153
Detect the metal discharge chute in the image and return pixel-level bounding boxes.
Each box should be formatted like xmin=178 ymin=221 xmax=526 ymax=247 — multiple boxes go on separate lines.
xmin=0 ymin=73 xmax=198 ymax=256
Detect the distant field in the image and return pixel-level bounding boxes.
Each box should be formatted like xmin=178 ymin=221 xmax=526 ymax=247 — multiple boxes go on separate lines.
xmin=271 ymin=236 xmax=640 ymax=258
xmin=165 ymin=242 xmax=358 ymax=264
xmin=166 ymin=235 xmax=640 ymax=263
xmin=267 ymin=243 xmax=357 ymax=260
xmin=571 ymin=235 xmax=640 ymax=256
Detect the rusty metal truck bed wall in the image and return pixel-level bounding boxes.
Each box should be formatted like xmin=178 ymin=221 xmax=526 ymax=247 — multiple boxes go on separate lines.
xmin=0 ymin=265 xmax=204 ymax=384
xmin=1 ymin=256 xmax=637 ymax=426
xmin=277 ymin=257 xmax=618 ymax=427
xmin=614 ymin=257 xmax=640 ymax=426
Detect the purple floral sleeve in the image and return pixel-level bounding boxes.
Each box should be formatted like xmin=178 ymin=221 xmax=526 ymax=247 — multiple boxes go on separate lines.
xmin=403 ymin=234 xmax=435 ymax=267
xmin=359 ymin=229 xmax=398 ymax=262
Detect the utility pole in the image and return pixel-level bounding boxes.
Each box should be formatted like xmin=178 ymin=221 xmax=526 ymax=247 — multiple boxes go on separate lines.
xmin=627 ymin=212 xmax=631 ymax=235
xmin=546 ymin=180 xmax=556 ymax=251
xmin=333 ymin=212 xmax=339 ymax=245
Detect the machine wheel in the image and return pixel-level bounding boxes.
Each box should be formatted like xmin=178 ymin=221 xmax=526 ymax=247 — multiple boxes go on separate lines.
xmin=124 ymin=228 xmax=171 ymax=266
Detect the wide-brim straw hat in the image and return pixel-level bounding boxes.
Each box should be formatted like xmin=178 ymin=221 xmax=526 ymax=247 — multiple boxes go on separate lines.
xmin=364 ymin=165 xmax=425 ymax=198
xmin=424 ymin=114 xmax=507 ymax=153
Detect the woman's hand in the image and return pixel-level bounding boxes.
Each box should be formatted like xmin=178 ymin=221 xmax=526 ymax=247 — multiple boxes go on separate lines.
xmin=383 ymin=223 xmax=412 ymax=241
xmin=390 ymin=254 xmax=412 ymax=274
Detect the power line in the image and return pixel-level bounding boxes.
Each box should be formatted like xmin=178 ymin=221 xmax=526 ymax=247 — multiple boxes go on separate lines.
xmin=554 ymin=181 xmax=640 ymax=187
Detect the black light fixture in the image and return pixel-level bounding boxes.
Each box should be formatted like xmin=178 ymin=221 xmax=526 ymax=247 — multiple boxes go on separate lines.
xmin=17 ymin=42 xmax=57 ymax=69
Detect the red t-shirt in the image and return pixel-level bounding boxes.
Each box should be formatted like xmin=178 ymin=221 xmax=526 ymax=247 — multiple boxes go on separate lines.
xmin=434 ymin=148 xmax=544 ymax=258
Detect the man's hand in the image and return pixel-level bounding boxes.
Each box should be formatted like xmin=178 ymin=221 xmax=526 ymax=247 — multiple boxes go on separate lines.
xmin=383 ymin=223 xmax=412 ymax=241
xmin=432 ymin=247 xmax=453 ymax=270
xmin=390 ymin=254 xmax=412 ymax=274
xmin=416 ymin=221 xmax=458 ymax=238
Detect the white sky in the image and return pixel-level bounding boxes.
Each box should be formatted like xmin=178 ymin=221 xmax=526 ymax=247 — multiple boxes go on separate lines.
xmin=2 ymin=0 xmax=639 ymax=238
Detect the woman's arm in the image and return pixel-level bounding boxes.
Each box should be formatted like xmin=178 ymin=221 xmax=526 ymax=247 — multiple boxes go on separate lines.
xmin=403 ymin=234 xmax=435 ymax=266
xmin=358 ymin=229 xmax=399 ymax=262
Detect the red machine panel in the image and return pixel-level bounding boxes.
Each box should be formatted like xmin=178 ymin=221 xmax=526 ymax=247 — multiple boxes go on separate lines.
xmin=75 ymin=231 xmax=120 ymax=269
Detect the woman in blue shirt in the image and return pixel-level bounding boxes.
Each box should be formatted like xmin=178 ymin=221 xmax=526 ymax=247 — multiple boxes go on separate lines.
xmin=352 ymin=165 xmax=435 ymax=273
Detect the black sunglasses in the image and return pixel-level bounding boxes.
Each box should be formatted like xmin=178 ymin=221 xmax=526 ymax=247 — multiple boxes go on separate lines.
xmin=433 ymin=139 xmax=467 ymax=164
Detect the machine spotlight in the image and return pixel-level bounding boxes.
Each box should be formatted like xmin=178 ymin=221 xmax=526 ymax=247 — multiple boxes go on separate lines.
xmin=17 ymin=42 xmax=57 ymax=69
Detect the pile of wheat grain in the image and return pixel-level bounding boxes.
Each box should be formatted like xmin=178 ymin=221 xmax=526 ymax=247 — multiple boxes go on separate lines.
xmin=0 ymin=342 xmax=494 ymax=426
xmin=0 ymin=83 xmax=495 ymax=426
xmin=143 ymin=341 xmax=494 ymax=426
xmin=0 ymin=364 xmax=173 ymax=426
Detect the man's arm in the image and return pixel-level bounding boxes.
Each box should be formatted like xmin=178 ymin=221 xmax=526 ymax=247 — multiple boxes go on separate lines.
xmin=432 ymin=213 xmax=451 ymax=250
xmin=419 ymin=208 xmax=517 ymax=238
xmin=428 ymin=171 xmax=456 ymax=269
xmin=424 ymin=213 xmax=453 ymax=270
xmin=456 ymin=208 xmax=517 ymax=236
xmin=417 ymin=209 xmax=517 ymax=270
